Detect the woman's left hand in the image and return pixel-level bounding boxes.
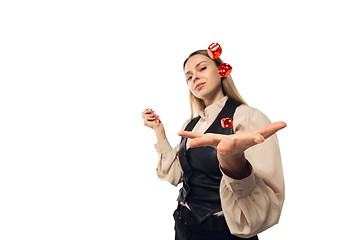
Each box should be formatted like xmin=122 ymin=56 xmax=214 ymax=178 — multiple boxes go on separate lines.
xmin=178 ymin=121 xmax=287 ymax=179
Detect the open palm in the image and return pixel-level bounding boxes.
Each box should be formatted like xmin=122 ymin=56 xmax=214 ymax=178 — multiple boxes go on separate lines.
xmin=178 ymin=121 xmax=287 ymax=179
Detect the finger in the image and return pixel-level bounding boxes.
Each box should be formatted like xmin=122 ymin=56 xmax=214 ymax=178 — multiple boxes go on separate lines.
xmin=142 ymin=110 xmax=152 ymax=119
xmin=256 ymin=121 xmax=287 ymax=139
xmin=178 ymin=131 xmax=221 ymax=148
xmin=142 ymin=108 xmax=152 ymax=114
xmin=177 ymin=131 xmax=203 ymax=139
xmin=144 ymin=112 xmax=155 ymax=119
xmin=189 ymin=135 xmax=222 ymax=148
xmin=217 ymin=137 xmax=235 ymax=154
xmin=143 ymin=108 xmax=156 ymax=116
xmin=232 ymin=132 xmax=264 ymax=150
xmin=143 ymin=112 xmax=155 ymax=122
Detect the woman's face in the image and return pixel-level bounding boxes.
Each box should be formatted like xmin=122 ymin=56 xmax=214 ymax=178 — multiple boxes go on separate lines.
xmin=184 ymin=54 xmax=223 ymax=102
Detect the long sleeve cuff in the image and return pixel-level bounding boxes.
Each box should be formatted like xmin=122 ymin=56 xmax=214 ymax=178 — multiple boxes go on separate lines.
xmin=220 ymin=163 xmax=257 ymax=201
xmin=154 ymin=139 xmax=172 ymax=154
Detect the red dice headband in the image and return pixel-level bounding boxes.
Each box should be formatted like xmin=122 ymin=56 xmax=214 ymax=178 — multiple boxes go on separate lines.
xmin=207 ymin=42 xmax=232 ymax=78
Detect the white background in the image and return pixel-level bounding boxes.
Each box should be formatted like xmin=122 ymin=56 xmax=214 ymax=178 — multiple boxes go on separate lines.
xmin=1 ymin=0 xmax=359 ymax=239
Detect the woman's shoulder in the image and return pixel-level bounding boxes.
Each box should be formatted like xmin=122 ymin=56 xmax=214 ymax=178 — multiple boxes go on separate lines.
xmin=235 ymin=104 xmax=265 ymax=116
xmin=234 ymin=104 xmax=271 ymax=131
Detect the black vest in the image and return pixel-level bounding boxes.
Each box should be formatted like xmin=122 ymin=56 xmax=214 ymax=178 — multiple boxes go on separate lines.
xmin=177 ymin=99 xmax=242 ymax=223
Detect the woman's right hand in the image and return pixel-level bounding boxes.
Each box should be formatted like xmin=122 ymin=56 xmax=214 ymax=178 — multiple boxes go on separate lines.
xmin=142 ymin=108 xmax=167 ymax=143
xmin=142 ymin=108 xmax=162 ymax=130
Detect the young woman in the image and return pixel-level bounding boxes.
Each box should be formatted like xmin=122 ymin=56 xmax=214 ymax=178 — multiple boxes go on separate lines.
xmin=142 ymin=50 xmax=286 ymax=240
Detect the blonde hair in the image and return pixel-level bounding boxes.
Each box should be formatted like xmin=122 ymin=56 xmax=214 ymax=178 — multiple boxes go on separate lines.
xmin=183 ymin=50 xmax=248 ymax=119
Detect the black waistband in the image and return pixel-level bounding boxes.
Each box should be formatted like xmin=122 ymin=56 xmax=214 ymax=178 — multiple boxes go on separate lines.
xmin=174 ymin=204 xmax=259 ymax=239
xmin=175 ymin=204 xmax=229 ymax=232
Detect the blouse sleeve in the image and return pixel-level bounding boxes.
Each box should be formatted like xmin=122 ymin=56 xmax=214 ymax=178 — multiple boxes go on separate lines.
xmin=219 ymin=106 xmax=285 ymax=238
xmin=154 ymin=119 xmax=190 ymax=186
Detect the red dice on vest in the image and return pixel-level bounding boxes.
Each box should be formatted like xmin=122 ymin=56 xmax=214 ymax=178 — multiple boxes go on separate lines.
xmin=221 ymin=118 xmax=233 ymax=128
xmin=207 ymin=42 xmax=222 ymax=59
xmin=218 ymin=63 xmax=232 ymax=78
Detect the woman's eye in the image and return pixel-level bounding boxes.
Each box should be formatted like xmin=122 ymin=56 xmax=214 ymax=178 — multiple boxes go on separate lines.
xmin=187 ymin=76 xmax=192 ymax=82
xmin=200 ymin=66 xmax=207 ymax=71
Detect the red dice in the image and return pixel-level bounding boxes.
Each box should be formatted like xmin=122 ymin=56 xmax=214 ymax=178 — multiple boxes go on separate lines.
xmin=221 ymin=118 xmax=233 ymax=128
xmin=154 ymin=114 xmax=160 ymax=123
xmin=146 ymin=108 xmax=160 ymax=123
xmin=218 ymin=63 xmax=232 ymax=78
xmin=207 ymin=42 xmax=222 ymax=59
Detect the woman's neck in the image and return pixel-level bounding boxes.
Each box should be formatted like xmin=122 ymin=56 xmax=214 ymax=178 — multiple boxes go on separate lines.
xmin=203 ymin=91 xmax=225 ymax=107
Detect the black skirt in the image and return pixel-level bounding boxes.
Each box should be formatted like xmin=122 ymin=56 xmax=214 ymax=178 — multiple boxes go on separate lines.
xmin=174 ymin=204 xmax=259 ymax=240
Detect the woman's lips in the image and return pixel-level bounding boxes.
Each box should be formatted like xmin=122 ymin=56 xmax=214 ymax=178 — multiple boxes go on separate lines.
xmin=195 ymin=82 xmax=205 ymax=90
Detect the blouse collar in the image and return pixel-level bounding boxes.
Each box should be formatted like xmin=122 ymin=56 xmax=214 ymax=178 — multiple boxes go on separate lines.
xmin=196 ymin=96 xmax=229 ymax=122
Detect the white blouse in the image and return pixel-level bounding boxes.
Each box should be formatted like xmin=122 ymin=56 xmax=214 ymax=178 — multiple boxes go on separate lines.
xmin=154 ymin=96 xmax=285 ymax=238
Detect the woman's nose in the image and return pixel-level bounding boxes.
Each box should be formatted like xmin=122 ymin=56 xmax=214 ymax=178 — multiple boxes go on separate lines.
xmin=192 ymin=73 xmax=199 ymax=82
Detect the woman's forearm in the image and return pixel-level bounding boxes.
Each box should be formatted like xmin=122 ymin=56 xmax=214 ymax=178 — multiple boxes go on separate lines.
xmin=219 ymin=153 xmax=251 ymax=180
xmin=154 ymin=125 xmax=167 ymax=143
